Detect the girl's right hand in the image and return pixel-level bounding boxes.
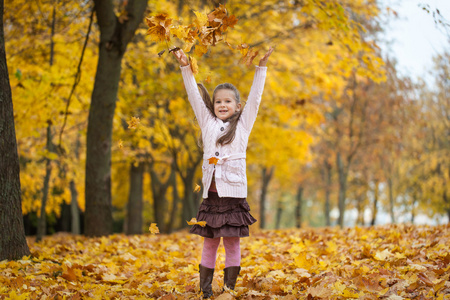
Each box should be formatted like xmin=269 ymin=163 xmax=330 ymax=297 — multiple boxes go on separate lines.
xmin=172 ymin=48 xmax=189 ymax=67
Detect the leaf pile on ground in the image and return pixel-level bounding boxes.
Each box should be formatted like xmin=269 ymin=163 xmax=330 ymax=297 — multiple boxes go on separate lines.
xmin=0 ymin=224 xmax=449 ymax=299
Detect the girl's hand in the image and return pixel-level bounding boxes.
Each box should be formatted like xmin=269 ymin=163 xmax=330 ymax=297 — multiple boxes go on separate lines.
xmin=259 ymin=47 xmax=274 ymax=67
xmin=172 ymin=48 xmax=189 ymax=67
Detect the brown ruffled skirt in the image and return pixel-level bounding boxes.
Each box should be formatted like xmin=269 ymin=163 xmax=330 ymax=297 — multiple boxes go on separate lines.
xmin=189 ymin=191 xmax=257 ymax=238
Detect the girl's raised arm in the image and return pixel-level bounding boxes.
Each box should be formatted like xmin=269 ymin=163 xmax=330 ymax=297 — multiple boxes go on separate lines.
xmin=240 ymin=47 xmax=274 ymax=131
xmin=172 ymin=49 xmax=213 ymax=128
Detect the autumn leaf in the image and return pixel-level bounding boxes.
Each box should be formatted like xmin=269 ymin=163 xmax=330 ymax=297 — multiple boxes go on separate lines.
xmin=222 ymin=15 xmax=238 ymax=31
xmin=127 ymin=117 xmax=140 ymax=129
xmin=187 ymin=218 xmax=207 ymax=227
xmin=194 ymin=184 xmax=201 ymax=192
xmin=118 ymin=140 xmax=123 ymax=149
xmin=149 ymin=223 xmax=159 ymax=234
xmin=145 ymin=13 xmax=172 ymax=42
xmin=208 ymin=157 xmax=219 ymax=165
xmin=189 ymin=56 xmax=199 ymax=75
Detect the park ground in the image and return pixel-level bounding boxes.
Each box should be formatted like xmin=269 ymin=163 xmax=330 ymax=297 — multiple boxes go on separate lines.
xmin=0 ymin=224 xmax=449 ymax=299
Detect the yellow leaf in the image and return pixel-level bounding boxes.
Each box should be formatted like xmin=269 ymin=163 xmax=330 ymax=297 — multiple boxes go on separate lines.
xmin=194 ymin=184 xmax=201 ymax=192
xmin=187 ymin=218 xmax=207 ymax=227
xmin=127 ymin=116 xmax=140 ymax=129
xmin=149 ymin=223 xmax=159 ymax=234
xmin=118 ymin=139 xmax=123 ymax=149
xmin=193 ymin=10 xmax=208 ymax=28
xmin=189 ymin=56 xmax=199 ymax=75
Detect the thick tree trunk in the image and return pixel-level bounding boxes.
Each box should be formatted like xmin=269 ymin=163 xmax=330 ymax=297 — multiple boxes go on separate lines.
xmin=336 ymin=152 xmax=348 ymax=227
xmin=0 ymin=0 xmax=31 ymax=259
xmin=370 ymin=181 xmax=379 ymax=226
xmin=125 ymin=162 xmax=144 ymax=235
xmin=260 ymin=166 xmax=274 ymax=229
xmin=84 ymin=0 xmax=148 ymax=236
xmin=70 ymin=180 xmax=80 ymax=234
xmin=387 ymin=177 xmax=396 ymax=223
xmin=295 ymin=186 xmax=303 ymax=228
xmin=182 ymin=172 xmax=197 ymax=226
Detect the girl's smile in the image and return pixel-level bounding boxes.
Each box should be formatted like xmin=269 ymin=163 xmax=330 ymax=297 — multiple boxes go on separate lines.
xmin=214 ymin=89 xmax=241 ymax=121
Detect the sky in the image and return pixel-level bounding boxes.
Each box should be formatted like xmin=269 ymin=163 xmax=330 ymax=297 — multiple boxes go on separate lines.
xmin=379 ymin=0 xmax=450 ymax=84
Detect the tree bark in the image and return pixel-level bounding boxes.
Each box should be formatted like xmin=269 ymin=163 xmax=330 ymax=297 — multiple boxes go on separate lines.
xmin=323 ymin=161 xmax=332 ymax=226
xmin=70 ymin=180 xmax=80 ymax=234
xmin=125 ymin=162 xmax=144 ymax=235
xmin=0 ymin=0 xmax=31 ymax=260
xmin=295 ymin=186 xmax=303 ymax=228
xmin=337 ymin=152 xmax=348 ymax=227
xmin=260 ymin=166 xmax=274 ymax=229
xmin=85 ymin=0 xmax=148 ymax=236
xmin=370 ymin=181 xmax=379 ymax=226
xmin=387 ymin=177 xmax=396 ymax=223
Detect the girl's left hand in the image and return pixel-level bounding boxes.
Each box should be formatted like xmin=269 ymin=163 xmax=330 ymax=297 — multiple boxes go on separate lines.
xmin=259 ymin=47 xmax=274 ymax=67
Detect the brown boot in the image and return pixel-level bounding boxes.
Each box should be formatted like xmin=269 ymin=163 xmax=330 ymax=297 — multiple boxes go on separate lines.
xmin=199 ymin=264 xmax=214 ymax=298
xmin=223 ymin=266 xmax=241 ymax=290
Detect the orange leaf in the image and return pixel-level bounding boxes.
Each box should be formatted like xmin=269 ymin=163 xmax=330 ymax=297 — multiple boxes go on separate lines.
xmin=208 ymin=157 xmax=219 ymax=165
xmin=187 ymin=218 xmax=207 ymax=227
xmin=194 ymin=184 xmax=201 ymax=192
xmin=149 ymin=223 xmax=159 ymax=234
xmin=127 ymin=116 xmax=140 ymax=129
xmin=189 ymin=56 xmax=199 ymax=75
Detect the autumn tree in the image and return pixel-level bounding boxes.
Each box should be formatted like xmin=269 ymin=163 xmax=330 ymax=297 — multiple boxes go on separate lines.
xmin=85 ymin=0 xmax=148 ymax=236
xmin=0 ymin=0 xmax=30 ymax=260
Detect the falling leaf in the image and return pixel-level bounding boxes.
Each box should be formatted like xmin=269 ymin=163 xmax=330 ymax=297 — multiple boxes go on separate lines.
xmin=118 ymin=140 xmax=123 ymax=149
xmin=194 ymin=184 xmax=201 ymax=192
xmin=157 ymin=50 xmax=165 ymax=57
xmin=127 ymin=117 xmax=140 ymax=129
xmin=205 ymin=76 xmax=212 ymax=84
xmin=149 ymin=223 xmax=159 ymax=234
xmin=145 ymin=14 xmax=172 ymax=42
xmin=189 ymin=56 xmax=199 ymax=75
xmin=187 ymin=218 xmax=207 ymax=227
xmin=208 ymin=157 xmax=219 ymax=165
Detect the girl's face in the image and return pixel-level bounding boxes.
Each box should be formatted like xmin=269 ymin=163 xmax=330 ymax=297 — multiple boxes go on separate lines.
xmin=214 ymin=89 xmax=241 ymax=121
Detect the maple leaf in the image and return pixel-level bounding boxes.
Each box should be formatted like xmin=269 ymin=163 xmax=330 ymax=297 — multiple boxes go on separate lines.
xmin=149 ymin=223 xmax=159 ymax=234
xmin=193 ymin=10 xmax=209 ymax=29
xmin=194 ymin=184 xmax=201 ymax=192
xmin=187 ymin=218 xmax=207 ymax=227
xmin=127 ymin=116 xmax=140 ymax=129
xmin=222 ymin=15 xmax=238 ymax=31
xmin=145 ymin=14 xmax=172 ymax=42
xmin=208 ymin=157 xmax=219 ymax=165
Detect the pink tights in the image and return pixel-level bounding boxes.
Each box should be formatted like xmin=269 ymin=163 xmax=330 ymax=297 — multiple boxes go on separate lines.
xmin=200 ymin=237 xmax=241 ymax=269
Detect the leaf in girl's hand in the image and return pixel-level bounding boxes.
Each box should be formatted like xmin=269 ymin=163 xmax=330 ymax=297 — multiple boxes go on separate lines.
xmin=145 ymin=14 xmax=172 ymax=42
xmin=194 ymin=184 xmax=201 ymax=192
xmin=149 ymin=223 xmax=160 ymax=234
xmin=189 ymin=56 xmax=199 ymax=75
xmin=187 ymin=218 xmax=207 ymax=227
xmin=208 ymin=157 xmax=219 ymax=165
xmin=157 ymin=50 xmax=165 ymax=57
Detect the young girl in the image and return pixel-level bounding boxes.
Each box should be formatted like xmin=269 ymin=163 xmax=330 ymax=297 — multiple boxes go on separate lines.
xmin=173 ymin=47 xmax=273 ymax=298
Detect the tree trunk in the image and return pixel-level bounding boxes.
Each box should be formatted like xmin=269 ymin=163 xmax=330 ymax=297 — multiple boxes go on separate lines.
xmin=356 ymin=193 xmax=364 ymax=226
xmin=0 ymin=0 xmax=31 ymax=259
xmin=370 ymin=181 xmax=379 ymax=226
xmin=323 ymin=161 xmax=332 ymax=226
xmin=182 ymin=172 xmax=197 ymax=226
xmin=166 ymin=162 xmax=179 ymax=233
xmin=70 ymin=180 xmax=80 ymax=234
xmin=387 ymin=177 xmax=395 ymax=223
xmin=36 ymin=125 xmax=53 ymax=242
xmin=260 ymin=166 xmax=274 ymax=229
xmin=84 ymin=0 xmax=148 ymax=236
xmin=444 ymin=191 xmax=449 ymax=224
xmin=275 ymin=199 xmax=283 ymax=229
xmin=125 ymin=162 xmax=144 ymax=235
xmin=336 ymin=152 xmax=348 ymax=228
xmin=295 ymin=186 xmax=303 ymax=228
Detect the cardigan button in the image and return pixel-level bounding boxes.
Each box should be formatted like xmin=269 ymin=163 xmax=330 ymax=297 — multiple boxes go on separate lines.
xmin=215 ymin=152 xmax=219 ymax=156
xmin=220 ymin=127 xmax=224 ymax=131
